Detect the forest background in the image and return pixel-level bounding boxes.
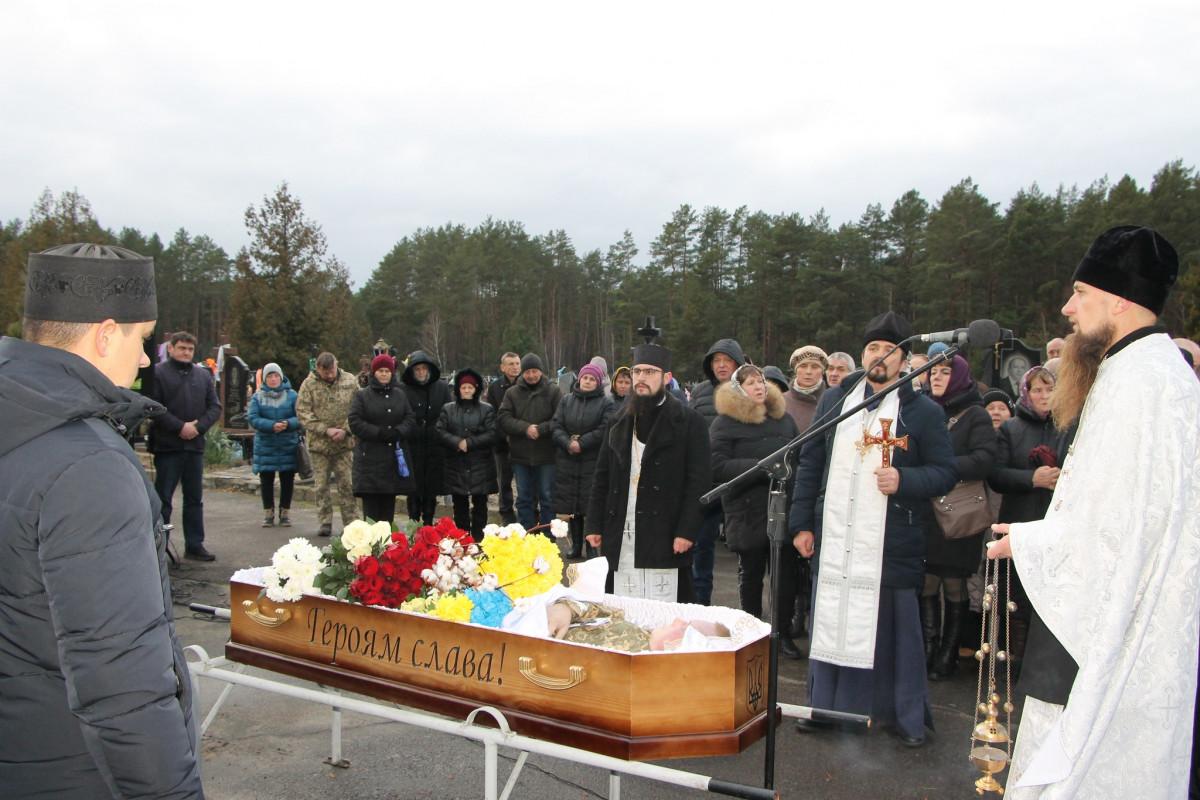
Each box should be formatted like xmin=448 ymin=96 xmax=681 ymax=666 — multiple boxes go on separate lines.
xmin=2 ymin=159 xmax=1198 ymax=385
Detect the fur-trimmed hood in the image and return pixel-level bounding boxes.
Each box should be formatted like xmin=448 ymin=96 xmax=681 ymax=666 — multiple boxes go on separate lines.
xmin=714 ymin=380 xmax=786 ymax=425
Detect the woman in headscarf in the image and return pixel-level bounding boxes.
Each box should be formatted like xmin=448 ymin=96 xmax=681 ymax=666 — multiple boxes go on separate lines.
xmin=436 ymin=367 xmax=498 ymax=537
xmin=986 ymin=364 xmax=1074 ymax=677
xmin=610 ymin=365 xmax=632 ymax=409
xmin=550 ymin=363 xmax=614 ymax=558
xmin=921 ymin=355 xmax=998 ymax=681
xmin=248 ymin=363 xmax=300 ymax=527
xmin=709 ymin=364 xmax=803 ymax=657
xmin=349 ymin=355 xmax=417 ymax=524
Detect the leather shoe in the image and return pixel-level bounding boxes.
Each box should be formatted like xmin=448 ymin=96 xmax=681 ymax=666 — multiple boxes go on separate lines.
xmin=793 ymin=718 xmax=832 ymax=734
xmin=318 ymin=523 xmax=332 ymax=537
xmin=896 ymin=731 xmax=925 ymax=748
xmin=778 ymin=636 xmax=802 ymax=660
xmin=184 ymin=546 xmax=216 ymax=562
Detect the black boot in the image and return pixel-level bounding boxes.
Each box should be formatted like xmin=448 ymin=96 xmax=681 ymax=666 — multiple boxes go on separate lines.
xmin=929 ymin=600 xmax=969 ymax=681
xmin=778 ymin=635 xmax=802 ymax=660
xmin=919 ymin=594 xmax=940 ymax=670
xmin=567 ymin=534 xmax=583 ymax=559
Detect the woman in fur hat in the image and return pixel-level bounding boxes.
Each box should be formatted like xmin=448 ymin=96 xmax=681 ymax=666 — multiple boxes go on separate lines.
xmin=709 ymin=364 xmax=802 ymax=656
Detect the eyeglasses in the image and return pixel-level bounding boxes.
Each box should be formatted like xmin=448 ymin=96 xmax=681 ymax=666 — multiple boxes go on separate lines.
xmin=631 ymin=367 xmax=662 ymax=378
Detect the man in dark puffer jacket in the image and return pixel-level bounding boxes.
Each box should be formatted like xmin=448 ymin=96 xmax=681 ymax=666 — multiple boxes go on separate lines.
xmin=0 ymin=244 xmax=203 ymax=798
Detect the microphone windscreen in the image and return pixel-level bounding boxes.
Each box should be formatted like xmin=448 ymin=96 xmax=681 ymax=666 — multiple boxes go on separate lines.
xmin=967 ymin=319 xmax=1002 ymax=349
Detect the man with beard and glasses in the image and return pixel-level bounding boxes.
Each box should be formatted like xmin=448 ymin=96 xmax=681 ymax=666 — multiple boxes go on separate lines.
xmin=789 ymin=311 xmax=958 ymax=747
xmin=988 ymin=226 xmax=1200 ymax=799
xmin=585 ymin=343 xmax=711 ymax=603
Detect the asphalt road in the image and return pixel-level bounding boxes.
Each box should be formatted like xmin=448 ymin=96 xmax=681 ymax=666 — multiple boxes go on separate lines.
xmin=170 ymin=473 xmax=1008 ymax=799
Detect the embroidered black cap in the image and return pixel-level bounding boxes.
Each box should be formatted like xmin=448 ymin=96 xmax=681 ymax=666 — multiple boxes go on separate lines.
xmin=24 ymin=243 xmax=156 ymax=323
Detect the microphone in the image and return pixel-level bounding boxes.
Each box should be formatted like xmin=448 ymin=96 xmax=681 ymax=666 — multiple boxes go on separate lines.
xmin=917 ymin=320 xmax=1008 ymax=350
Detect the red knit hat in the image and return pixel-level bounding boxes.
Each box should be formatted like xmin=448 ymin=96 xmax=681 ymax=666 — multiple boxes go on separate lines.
xmin=371 ymin=354 xmax=395 ymax=373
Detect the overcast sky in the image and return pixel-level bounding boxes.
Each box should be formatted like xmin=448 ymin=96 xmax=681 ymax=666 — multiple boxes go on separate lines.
xmin=4 ymin=2 xmax=1197 ymax=287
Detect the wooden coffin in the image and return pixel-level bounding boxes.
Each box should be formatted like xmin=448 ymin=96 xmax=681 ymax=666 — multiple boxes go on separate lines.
xmin=226 ymin=580 xmax=772 ymax=760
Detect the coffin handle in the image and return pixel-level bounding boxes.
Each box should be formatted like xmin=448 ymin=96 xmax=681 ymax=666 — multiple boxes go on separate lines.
xmin=518 ymin=656 xmax=587 ymax=690
xmin=242 ymin=599 xmax=292 ymax=627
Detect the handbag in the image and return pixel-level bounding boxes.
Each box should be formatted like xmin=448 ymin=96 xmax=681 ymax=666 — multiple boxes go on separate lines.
xmin=296 ymin=432 xmax=314 ymax=480
xmin=930 ymin=412 xmax=995 ymax=540
xmin=932 ymin=481 xmax=993 ymax=539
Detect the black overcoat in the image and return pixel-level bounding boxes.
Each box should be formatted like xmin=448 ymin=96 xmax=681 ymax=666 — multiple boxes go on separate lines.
xmin=709 ymin=382 xmax=800 ymax=552
xmin=436 ymin=369 xmax=499 ymax=496
xmin=988 ymin=404 xmax=1075 ymax=524
xmin=585 ymin=394 xmax=711 ymax=570
xmin=923 ymin=385 xmax=998 ymax=573
xmin=400 ymin=351 xmax=451 ymax=495
xmin=788 ymin=371 xmax=959 ymax=590
xmin=550 ymin=382 xmax=615 ymax=515
xmin=349 ymin=374 xmax=417 ymax=496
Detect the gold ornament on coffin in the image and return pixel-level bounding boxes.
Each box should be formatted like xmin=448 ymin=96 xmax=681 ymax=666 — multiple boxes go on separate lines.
xmin=971 ymin=539 xmax=1014 ymax=795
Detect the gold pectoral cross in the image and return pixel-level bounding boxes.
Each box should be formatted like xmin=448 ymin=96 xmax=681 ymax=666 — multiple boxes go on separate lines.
xmin=857 ymin=418 xmax=908 ymax=467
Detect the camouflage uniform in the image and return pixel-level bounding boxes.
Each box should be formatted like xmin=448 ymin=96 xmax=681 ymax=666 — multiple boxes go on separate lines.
xmin=553 ymin=598 xmax=652 ymax=653
xmin=296 ymin=368 xmax=358 ymax=529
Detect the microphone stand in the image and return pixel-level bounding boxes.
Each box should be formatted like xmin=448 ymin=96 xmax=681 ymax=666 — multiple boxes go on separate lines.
xmin=702 ymin=341 xmax=961 ymax=790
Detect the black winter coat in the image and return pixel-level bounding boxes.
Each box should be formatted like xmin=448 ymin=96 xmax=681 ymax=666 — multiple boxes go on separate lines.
xmin=349 ymin=375 xmax=418 ymax=496
xmin=0 ymin=337 xmax=202 ymax=798
xmin=550 ymin=382 xmax=615 ymax=515
xmin=688 ymin=338 xmax=748 ymax=427
xmin=923 ymin=386 xmax=998 ymax=573
xmin=497 ymin=375 xmax=563 ymax=466
xmin=710 ymin=382 xmax=800 ymax=552
xmin=485 ymin=373 xmax=517 ymax=453
xmin=988 ymin=404 xmax=1075 ymax=524
xmin=401 ymin=351 xmax=452 ymax=495
xmin=585 ymin=394 xmax=712 ymax=570
xmin=436 ymin=369 xmax=499 ymax=496
xmin=789 ymin=371 xmax=959 ymax=589
xmin=149 ymin=357 xmax=222 ymax=453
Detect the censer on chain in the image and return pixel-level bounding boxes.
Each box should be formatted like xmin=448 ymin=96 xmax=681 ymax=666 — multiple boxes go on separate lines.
xmin=971 ymin=538 xmax=1014 ymax=795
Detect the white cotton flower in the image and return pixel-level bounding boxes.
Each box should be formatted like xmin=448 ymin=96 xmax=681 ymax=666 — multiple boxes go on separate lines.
xmin=436 ymin=553 xmax=454 ymax=571
xmin=506 ymin=523 xmax=527 ymax=539
xmin=421 ymin=568 xmax=437 ymax=583
xmin=549 ymin=519 xmax=569 ymax=539
xmin=482 ymin=523 xmax=501 ymax=537
xmin=480 ymin=573 xmax=500 ymax=591
xmin=532 ymin=556 xmax=550 ymax=575
xmin=466 ymin=543 xmax=481 ymax=556
xmin=494 ymin=526 xmax=513 ymax=540
xmin=438 ymin=538 xmax=458 ymax=555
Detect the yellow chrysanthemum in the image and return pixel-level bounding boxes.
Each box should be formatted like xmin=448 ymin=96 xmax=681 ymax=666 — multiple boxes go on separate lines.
xmin=432 ymin=592 xmax=473 ymax=623
xmin=479 ymin=531 xmax=564 ymax=599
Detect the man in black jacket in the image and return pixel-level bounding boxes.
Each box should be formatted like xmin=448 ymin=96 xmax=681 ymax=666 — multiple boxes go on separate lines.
xmin=0 ymin=244 xmax=203 ymax=798
xmin=150 ymin=330 xmax=222 ymax=560
xmin=688 ymin=338 xmax=745 ymax=605
xmin=586 ymin=343 xmax=711 ymax=603
xmin=486 ymin=351 xmax=521 ymax=524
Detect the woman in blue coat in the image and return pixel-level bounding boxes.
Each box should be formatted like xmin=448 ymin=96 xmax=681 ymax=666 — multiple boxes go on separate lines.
xmin=249 ymin=362 xmax=300 ymax=527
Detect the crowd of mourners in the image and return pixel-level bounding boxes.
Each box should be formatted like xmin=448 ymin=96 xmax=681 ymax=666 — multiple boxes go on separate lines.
xmin=244 ymin=329 xmax=1200 ymax=684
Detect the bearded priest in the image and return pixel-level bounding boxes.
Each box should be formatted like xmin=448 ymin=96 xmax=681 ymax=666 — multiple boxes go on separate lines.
xmin=988 ymin=226 xmax=1200 ymax=799
xmin=789 ymin=311 xmax=959 ymax=747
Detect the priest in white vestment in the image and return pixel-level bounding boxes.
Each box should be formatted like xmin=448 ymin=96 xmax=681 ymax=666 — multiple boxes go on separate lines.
xmin=989 ymin=226 xmax=1200 ymax=799
xmin=789 ymin=311 xmax=958 ymax=747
